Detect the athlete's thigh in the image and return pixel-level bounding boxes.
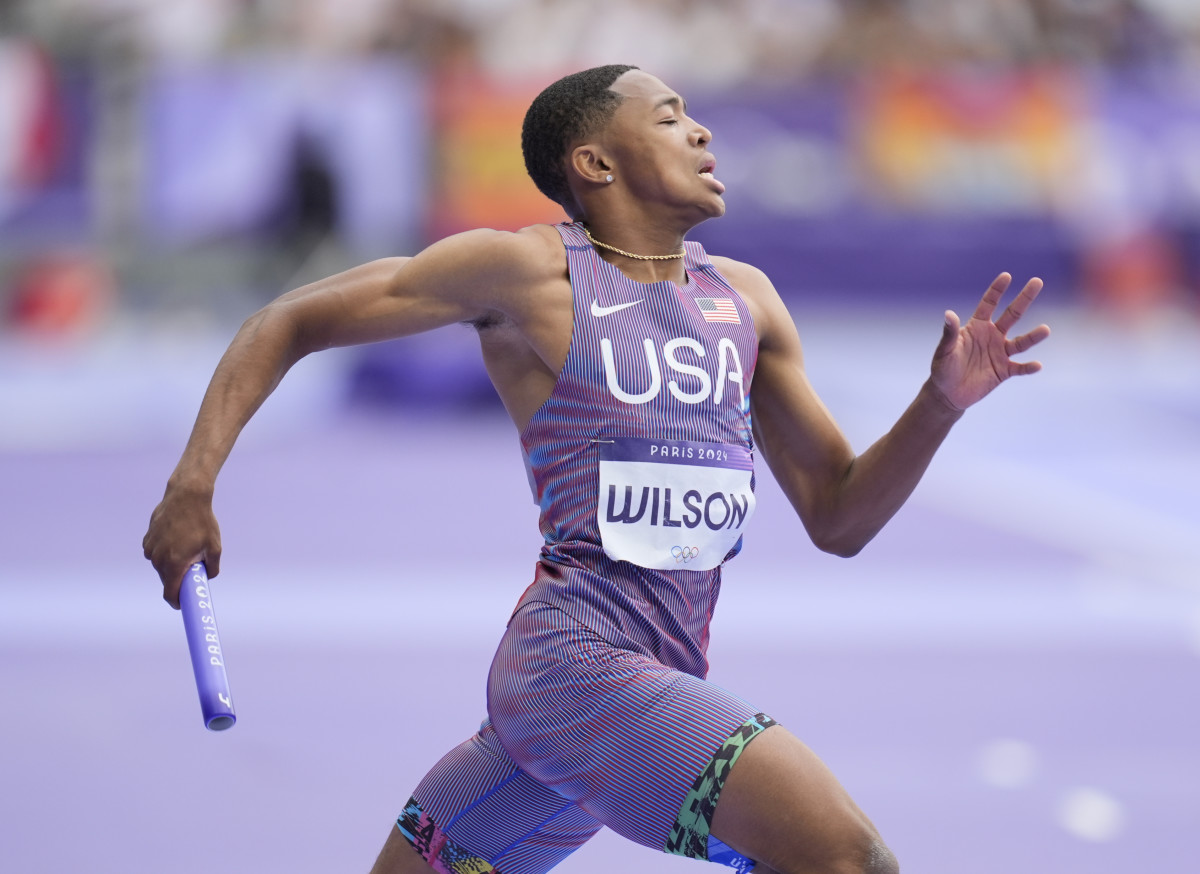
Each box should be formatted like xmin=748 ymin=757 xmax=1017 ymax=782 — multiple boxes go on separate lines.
xmin=489 ymin=603 xmax=772 ymax=869
xmin=384 ymin=719 xmax=602 ymax=874
xmin=709 ymin=725 xmax=893 ymax=874
xmin=370 ymin=824 xmax=437 ymax=874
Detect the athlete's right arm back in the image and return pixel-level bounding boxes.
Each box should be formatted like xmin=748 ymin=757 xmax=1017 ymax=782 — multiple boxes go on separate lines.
xmin=143 ymin=227 xmax=561 ymax=607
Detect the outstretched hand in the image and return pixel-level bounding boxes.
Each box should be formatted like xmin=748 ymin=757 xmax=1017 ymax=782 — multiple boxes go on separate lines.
xmin=930 ymin=272 xmax=1051 ymax=412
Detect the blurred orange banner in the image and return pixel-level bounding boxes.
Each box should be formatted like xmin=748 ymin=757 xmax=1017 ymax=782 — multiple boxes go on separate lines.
xmin=855 ymin=71 xmax=1082 ymax=213
xmin=427 ymin=71 xmax=568 ymax=238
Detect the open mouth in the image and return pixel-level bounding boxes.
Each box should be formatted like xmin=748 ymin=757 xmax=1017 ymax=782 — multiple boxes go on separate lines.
xmin=698 ymin=156 xmax=725 ymax=193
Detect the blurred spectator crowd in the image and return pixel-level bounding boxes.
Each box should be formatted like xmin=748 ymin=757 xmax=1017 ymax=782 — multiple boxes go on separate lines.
xmin=5 ymin=0 xmax=1200 ymax=84
xmin=4 ymin=0 xmax=1200 ymax=336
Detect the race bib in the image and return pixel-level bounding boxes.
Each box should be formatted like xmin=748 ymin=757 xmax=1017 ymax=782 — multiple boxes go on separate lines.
xmin=597 ymin=437 xmax=755 ymax=571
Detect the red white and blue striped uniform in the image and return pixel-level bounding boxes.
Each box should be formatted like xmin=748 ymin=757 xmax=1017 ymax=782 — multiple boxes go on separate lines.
xmin=397 ymin=223 xmax=773 ymax=874
xmin=514 ymin=221 xmax=758 ymax=677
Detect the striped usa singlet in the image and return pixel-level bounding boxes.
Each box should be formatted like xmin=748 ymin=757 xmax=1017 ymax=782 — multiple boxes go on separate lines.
xmin=395 ymin=222 xmax=773 ymax=874
xmin=514 ymin=220 xmax=759 ymax=676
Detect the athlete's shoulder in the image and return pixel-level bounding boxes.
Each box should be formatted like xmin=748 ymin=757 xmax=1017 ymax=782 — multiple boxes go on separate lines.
xmin=706 ymin=255 xmax=777 ymax=300
xmin=512 ymin=223 xmax=570 ymax=275
xmin=456 ymin=222 xmax=563 ymax=254
xmin=430 ymin=223 xmax=564 ymax=280
xmin=705 ymin=254 xmax=791 ymax=345
xmin=514 ymin=222 xmax=569 ymax=249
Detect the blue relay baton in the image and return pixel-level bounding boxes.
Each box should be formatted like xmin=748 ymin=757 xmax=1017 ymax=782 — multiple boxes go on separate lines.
xmin=179 ymin=562 xmax=236 ymax=731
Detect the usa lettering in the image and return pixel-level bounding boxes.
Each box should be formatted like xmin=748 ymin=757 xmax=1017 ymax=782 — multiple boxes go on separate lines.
xmin=606 ymin=485 xmax=751 ymax=531
xmin=600 ymin=336 xmax=744 ymax=406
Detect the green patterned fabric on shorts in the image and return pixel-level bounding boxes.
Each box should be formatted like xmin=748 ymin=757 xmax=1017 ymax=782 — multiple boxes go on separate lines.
xmin=665 ymin=712 xmax=778 ymax=860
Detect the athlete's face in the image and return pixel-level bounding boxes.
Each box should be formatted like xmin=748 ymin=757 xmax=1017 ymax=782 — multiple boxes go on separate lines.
xmin=602 ymin=71 xmax=725 ymax=218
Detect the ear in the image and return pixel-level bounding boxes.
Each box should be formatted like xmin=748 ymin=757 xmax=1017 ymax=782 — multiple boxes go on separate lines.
xmin=568 ymin=144 xmax=613 ymax=187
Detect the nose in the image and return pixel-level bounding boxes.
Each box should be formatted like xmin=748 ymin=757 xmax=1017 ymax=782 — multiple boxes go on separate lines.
xmin=691 ymin=120 xmax=711 ymax=147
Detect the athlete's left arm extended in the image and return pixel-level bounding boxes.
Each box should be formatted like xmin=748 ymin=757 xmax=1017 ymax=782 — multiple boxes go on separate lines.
xmin=726 ymin=263 xmax=1050 ymax=557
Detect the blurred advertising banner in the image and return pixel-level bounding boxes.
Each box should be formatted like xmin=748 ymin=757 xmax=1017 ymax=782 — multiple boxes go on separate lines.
xmin=9 ymin=60 xmax=1200 ymax=315
xmin=690 ymin=74 xmax=1074 ymax=304
xmin=141 ymin=58 xmax=428 ymax=257
xmin=1 ymin=41 xmax=101 ymax=339
xmin=426 ymin=71 xmax=567 ymax=238
xmin=0 ymin=41 xmax=59 ymax=219
xmin=0 ymin=39 xmax=86 ymax=239
xmin=856 ymin=72 xmax=1078 ymax=214
xmin=691 ymin=72 xmax=1200 ymax=309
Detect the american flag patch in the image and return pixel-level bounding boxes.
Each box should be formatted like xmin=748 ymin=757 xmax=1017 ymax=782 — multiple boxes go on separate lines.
xmin=694 ymin=297 xmax=740 ymax=324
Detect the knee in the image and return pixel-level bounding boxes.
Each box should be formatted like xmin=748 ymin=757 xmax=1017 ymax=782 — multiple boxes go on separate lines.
xmin=814 ymin=838 xmax=899 ymax=874
xmin=830 ymin=827 xmax=898 ymax=874
xmin=844 ymin=840 xmax=902 ymax=874
xmin=789 ymin=836 xmax=896 ymax=874
xmin=861 ymin=839 xmax=899 ymax=874
xmin=767 ymin=836 xmax=897 ymax=874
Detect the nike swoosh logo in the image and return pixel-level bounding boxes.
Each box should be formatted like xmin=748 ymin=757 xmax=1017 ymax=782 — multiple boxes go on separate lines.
xmin=590 ymin=298 xmax=643 ymax=318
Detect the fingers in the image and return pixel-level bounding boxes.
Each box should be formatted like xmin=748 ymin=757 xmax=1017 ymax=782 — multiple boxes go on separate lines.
xmin=934 ymin=310 xmax=960 ymax=359
xmin=144 ymin=537 xmax=205 ymax=610
xmin=163 ymin=566 xmax=186 ymax=610
xmin=1004 ymin=324 xmax=1049 ymax=377
xmin=994 ymin=277 xmax=1044 ymax=335
xmin=144 ymin=528 xmax=180 ymax=608
xmin=971 ymin=272 xmax=1012 ymax=322
xmin=152 ymin=552 xmax=190 ymax=610
xmin=1005 ymin=323 xmax=1051 ymax=355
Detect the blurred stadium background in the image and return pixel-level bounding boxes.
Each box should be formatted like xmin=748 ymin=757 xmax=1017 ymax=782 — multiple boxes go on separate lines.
xmin=1 ymin=2 xmax=1197 ymax=872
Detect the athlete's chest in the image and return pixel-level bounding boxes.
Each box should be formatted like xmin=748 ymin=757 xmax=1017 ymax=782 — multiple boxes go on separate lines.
xmin=569 ymin=274 xmax=756 ymax=412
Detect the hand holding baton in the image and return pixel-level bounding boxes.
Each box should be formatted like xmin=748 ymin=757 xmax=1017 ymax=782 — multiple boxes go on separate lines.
xmin=179 ymin=562 xmax=237 ymax=731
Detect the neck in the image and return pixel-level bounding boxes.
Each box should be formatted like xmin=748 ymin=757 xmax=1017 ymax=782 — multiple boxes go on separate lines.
xmin=582 ymin=224 xmax=685 ymax=261
xmin=577 ymin=217 xmax=689 ymax=284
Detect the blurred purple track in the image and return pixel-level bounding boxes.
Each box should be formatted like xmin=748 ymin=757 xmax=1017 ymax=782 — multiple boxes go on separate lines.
xmin=2 ymin=306 xmax=1197 ymax=872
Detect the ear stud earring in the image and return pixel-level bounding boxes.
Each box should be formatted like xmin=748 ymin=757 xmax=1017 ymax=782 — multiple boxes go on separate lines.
xmin=605 ymin=174 xmax=613 ymax=183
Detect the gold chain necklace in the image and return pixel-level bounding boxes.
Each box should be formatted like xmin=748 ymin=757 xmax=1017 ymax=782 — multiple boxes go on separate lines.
xmin=582 ymin=225 xmax=685 ymax=261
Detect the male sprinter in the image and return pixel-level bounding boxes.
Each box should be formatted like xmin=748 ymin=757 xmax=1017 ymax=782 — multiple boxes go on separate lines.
xmin=144 ymin=66 xmax=1049 ymax=874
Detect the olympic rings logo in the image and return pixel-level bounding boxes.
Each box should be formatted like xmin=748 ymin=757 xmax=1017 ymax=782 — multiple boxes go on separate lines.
xmin=671 ymin=546 xmax=700 ymax=564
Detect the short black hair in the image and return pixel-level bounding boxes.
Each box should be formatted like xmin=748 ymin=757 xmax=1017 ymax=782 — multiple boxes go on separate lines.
xmin=522 ymin=65 xmax=639 ymax=217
